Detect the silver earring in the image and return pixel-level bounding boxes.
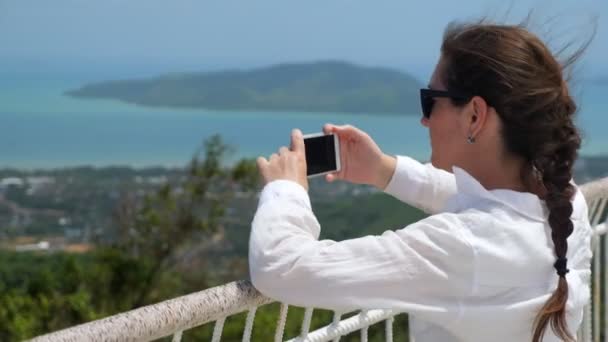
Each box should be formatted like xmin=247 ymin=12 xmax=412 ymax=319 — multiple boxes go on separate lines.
xmin=467 ymin=136 xmax=476 ymax=144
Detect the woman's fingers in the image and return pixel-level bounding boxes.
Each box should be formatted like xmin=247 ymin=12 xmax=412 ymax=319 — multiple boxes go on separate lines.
xmin=324 ymin=123 xmax=351 ymax=133
xmin=255 ymin=128 xmax=309 ymax=189
xmin=341 ymin=124 xmax=364 ymax=138
xmin=290 ymin=129 xmax=305 ymax=155
xmin=325 ymin=173 xmax=338 ymax=182
xmin=256 ymin=156 xmax=268 ymax=177
xmin=256 ymin=157 xmax=268 ymax=169
xmin=323 ymin=123 xmax=335 ymax=135
xmin=323 ymin=123 xmax=366 ymax=141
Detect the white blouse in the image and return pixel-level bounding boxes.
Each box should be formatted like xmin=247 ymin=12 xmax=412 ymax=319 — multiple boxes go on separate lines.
xmin=249 ymin=155 xmax=593 ymax=341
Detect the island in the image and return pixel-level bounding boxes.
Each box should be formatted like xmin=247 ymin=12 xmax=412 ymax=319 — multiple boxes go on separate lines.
xmin=65 ymin=61 xmax=424 ymax=115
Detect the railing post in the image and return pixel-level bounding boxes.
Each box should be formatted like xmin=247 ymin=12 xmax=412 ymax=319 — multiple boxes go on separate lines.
xmin=385 ymin=316 xmax=394 ymax=342
xmin=211 ymin=317 xmax=226 ymax=342
xmin=274 ymin=304 xmax=289 ymax=342
xmin=242 ymin=307 xmax=257 ymax=342
xmin=602 ymin=232 xmax=607 ymax=342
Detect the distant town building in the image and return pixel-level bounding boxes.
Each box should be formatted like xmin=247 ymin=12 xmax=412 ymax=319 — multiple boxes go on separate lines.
xmin=0 ymin=177 xmax=24 ymax=189
xmin=15 ymin=241 xmax=50 ymax=252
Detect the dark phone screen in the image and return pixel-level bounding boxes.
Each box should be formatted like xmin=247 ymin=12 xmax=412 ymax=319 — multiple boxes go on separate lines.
xmin=304 ymin=134 xmax=337 ymax=176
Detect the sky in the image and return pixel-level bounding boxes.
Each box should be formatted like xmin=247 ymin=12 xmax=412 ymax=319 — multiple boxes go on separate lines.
xmin=0 ymin=0 xmax=606 ymax=81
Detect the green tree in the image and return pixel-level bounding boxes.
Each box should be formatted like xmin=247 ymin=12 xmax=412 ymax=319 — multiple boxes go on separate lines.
xmin=111 ymin=135 xmax=259 ymax=308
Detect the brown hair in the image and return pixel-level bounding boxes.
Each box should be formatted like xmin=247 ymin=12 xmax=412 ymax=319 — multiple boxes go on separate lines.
xmin=440 ymin=19 xmax=594 ymax=341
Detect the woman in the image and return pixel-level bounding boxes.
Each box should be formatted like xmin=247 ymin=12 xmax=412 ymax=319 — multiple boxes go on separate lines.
xmin=250 ymin=21 xmax=593 ymax=341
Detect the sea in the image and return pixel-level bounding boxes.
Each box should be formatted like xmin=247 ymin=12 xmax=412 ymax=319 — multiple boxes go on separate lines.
xmin=1 ymin=77 xmax=607 ymax=169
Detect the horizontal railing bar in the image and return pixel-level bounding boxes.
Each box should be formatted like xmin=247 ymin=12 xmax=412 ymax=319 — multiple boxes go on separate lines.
xmin=286 ymin=309 xmax=398 ymax=342
xmin=31 ymin=280 xmax=272 ymax=342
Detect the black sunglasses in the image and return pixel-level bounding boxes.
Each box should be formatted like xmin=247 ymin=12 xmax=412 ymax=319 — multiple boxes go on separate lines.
xmin=420 ymin=88 xmax=472 ymax=119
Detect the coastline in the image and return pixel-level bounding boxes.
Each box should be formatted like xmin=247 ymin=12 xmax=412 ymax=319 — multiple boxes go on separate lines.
xmin=2 ymin=154 xmax=607 ymax=180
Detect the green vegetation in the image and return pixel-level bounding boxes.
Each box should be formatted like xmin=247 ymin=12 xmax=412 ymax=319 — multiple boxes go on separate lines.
xmin=0 ymin=135 xmax=427 ymax=340
xmin=0 ymin=248 xmax=409 ymax=341
xmin=0 ymin=249 xmax=168 ymax=340
xmin=5 ymin=134 xmax=604 ymax=340
xmin=4 ymin=54 xmax=608 ymax=339
xmin=65 ymin=61 xmax=423 ymax=115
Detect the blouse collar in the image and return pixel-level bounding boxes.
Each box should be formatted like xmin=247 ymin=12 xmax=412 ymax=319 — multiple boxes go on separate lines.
xmin=450 ymin=166 xmax=548 ymax=222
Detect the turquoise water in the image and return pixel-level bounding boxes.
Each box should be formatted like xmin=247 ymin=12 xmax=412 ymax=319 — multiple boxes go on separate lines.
xmin=1 ymin=78 xmax=606 ymax=169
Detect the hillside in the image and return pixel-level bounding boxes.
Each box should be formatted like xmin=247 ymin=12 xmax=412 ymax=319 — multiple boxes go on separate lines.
xmin=66 ymin=61 xmax=423 ymax=115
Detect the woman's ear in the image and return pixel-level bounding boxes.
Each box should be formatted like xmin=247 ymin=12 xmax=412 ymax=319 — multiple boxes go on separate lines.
xmin=469 ymin=95 xmax=488 ymax=138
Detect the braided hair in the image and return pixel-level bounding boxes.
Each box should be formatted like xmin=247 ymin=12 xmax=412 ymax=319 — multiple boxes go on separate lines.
xmin=440 ymin=20 xmax=592 ymax=341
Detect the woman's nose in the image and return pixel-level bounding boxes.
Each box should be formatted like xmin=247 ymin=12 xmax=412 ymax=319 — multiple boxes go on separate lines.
xmin=420 ymin=117 xmax=429 ymax=127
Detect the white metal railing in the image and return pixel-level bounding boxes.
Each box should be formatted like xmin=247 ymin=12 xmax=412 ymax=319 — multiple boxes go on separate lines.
xmin=31 ymin=177 xmax=608 ymax=342
xmin=578 ymin=177 xmax=608 ymax=342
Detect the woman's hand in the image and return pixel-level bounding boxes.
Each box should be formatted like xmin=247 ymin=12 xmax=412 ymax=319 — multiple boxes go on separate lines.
xmin=257 ymin=129 xmax=309 ymax=191
xmin=323 ymin=123 xmax=396 ymax=189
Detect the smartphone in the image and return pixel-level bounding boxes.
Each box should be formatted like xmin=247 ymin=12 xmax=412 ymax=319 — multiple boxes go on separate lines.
xmin=302 ymin=132 xmax=341 ymax=178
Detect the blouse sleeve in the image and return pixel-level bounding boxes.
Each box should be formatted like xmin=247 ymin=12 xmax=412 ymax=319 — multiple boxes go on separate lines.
xmin=383 ymin=155 xmax=457 ymax=214
xmin=249 ymin=179 xmax=474 ymax=318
